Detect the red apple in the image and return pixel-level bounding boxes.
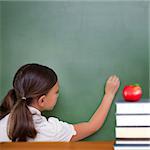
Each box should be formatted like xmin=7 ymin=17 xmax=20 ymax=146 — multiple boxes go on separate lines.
xmin=122 ymin=84 xmax=142 ymax=102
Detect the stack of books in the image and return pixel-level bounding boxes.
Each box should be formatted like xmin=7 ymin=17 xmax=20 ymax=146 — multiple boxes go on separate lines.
xmin=114 ymin=99 xmax=150 ymax=150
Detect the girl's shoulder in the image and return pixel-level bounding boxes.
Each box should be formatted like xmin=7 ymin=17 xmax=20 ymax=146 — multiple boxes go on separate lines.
xmin=0 ymin=114 xmax=11 ymax=142
xmin=0 ymin=113 xmax=10 ymax=124
xmin=34 ymin=116 xmax=76 ymax=142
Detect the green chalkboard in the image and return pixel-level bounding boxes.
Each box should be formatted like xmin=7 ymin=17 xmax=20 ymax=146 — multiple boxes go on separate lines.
xmin=0 ymin=1 xmax=149 ymax=141
xmin=0 ymin=2 xmax=2 ymax=100
xmin=149 ymin=2 xmax=150 ymax=98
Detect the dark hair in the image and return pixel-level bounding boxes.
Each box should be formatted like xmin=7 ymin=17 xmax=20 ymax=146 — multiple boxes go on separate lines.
xmin=0 ymin=63 xmax=58 ymax=141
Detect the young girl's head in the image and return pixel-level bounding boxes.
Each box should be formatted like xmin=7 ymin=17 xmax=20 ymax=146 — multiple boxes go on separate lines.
xmin=0 ymin=63 xmax=59 ymax=141
xmin=13 ymin=63 xmax=59 ymax=110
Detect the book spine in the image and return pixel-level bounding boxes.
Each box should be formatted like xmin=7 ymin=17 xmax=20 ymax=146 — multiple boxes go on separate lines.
xmin=116 ymin=138 xmax=150 ymax=144
xmin=116 ymin=127 xmax=150 ymax=138
xmin=116 ymin=114 xmax=150 ymax=126
xmin=116 ymin=103 xmax=150 ymax=114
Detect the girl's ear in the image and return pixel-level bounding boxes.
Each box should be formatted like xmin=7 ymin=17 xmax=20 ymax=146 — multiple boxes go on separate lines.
xmin=37 ymin=95 xmax=46 ymax=108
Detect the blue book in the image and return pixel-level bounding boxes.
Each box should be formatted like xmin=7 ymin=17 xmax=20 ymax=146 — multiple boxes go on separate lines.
xmin=114 ymin=144 xmax=150 ymax=150
xmin=116 ymin=138 xmax=150 ymax=145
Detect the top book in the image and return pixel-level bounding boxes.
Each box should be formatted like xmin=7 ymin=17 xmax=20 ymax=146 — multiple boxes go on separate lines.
xmin=116 ymin=99 xmax=150 ymax=114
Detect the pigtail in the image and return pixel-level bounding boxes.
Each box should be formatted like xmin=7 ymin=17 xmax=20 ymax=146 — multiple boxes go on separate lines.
xmin=8 ymin=98 xmax=37 ymax=142
xmin=0 ymin=89 xmax=16 ymax=120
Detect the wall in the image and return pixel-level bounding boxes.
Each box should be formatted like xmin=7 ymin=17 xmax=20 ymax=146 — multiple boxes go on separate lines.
xmin=1 ymin=1 xmax=149 ymax=140
xmin=149 ymin=2 xmax=150 ymax=98
xmin=0 ymin=2 xmax=2 ymax=101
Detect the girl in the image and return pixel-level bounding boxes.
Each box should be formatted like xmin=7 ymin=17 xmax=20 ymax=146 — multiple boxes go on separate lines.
xmin=0 ymin=63 xmax=120 ymax=142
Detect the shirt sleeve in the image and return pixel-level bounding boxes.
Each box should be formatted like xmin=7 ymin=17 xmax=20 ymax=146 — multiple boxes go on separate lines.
xmin=47 ymin=117 xmax=77 ymax=142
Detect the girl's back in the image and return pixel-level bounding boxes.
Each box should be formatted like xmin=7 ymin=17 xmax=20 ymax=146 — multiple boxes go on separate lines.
xmin=0 ymin=106 xmax=76 ymax=142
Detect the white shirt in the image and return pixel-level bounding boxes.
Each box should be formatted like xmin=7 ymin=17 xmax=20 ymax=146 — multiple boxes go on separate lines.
xmin=0 ymin=106 xmax=76 ymax=142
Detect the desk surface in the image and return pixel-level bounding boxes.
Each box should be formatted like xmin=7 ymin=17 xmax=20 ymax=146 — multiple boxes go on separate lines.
xmin=0 ymin=141 xmax=114 ymax=150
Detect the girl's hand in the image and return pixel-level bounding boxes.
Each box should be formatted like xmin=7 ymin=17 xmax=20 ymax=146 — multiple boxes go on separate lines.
xmin=105 ymin=75 xmax=120 ymax=97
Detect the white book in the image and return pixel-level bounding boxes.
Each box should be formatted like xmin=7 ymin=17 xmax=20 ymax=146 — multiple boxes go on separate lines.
xmin=116 ymin=114 xmax=150 ymax=126
xmin=116 ymin=99 xmax=150 ymax=114
xmin=116 ymin=139 xmax=150 ymax=145
xmin=114 ymin=144 xmax=150 ymax=150
xmin=116 ymin=127 xmax=150 ymax=138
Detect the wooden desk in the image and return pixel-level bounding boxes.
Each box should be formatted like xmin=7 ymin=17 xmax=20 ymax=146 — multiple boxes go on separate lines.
xmin=0 ymin=141 xmax=114 ymax=150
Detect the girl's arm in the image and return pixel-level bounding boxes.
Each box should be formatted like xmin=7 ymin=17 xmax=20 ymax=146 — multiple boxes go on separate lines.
xmin=70 ymin=75 xmax=120 ymax=141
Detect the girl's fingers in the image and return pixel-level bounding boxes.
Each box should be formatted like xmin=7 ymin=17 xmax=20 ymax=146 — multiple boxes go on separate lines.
xmin=114 ymin=76 xmax=119 ymax=82
xmin=108 ymin=75 xmax=119 ymax=82
xmin=107 ymin=76 xmax=113 ymax=82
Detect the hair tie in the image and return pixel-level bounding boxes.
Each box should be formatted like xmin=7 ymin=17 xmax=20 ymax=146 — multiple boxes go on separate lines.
xmin=21 ymin=97 xmax=26 ymax=100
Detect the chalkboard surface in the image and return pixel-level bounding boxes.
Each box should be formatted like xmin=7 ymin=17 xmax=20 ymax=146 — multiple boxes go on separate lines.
xmin=0 ymin=1 xmax=149 ymax=140
xmin=0 ymin=3 xmax=2 ymax=100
